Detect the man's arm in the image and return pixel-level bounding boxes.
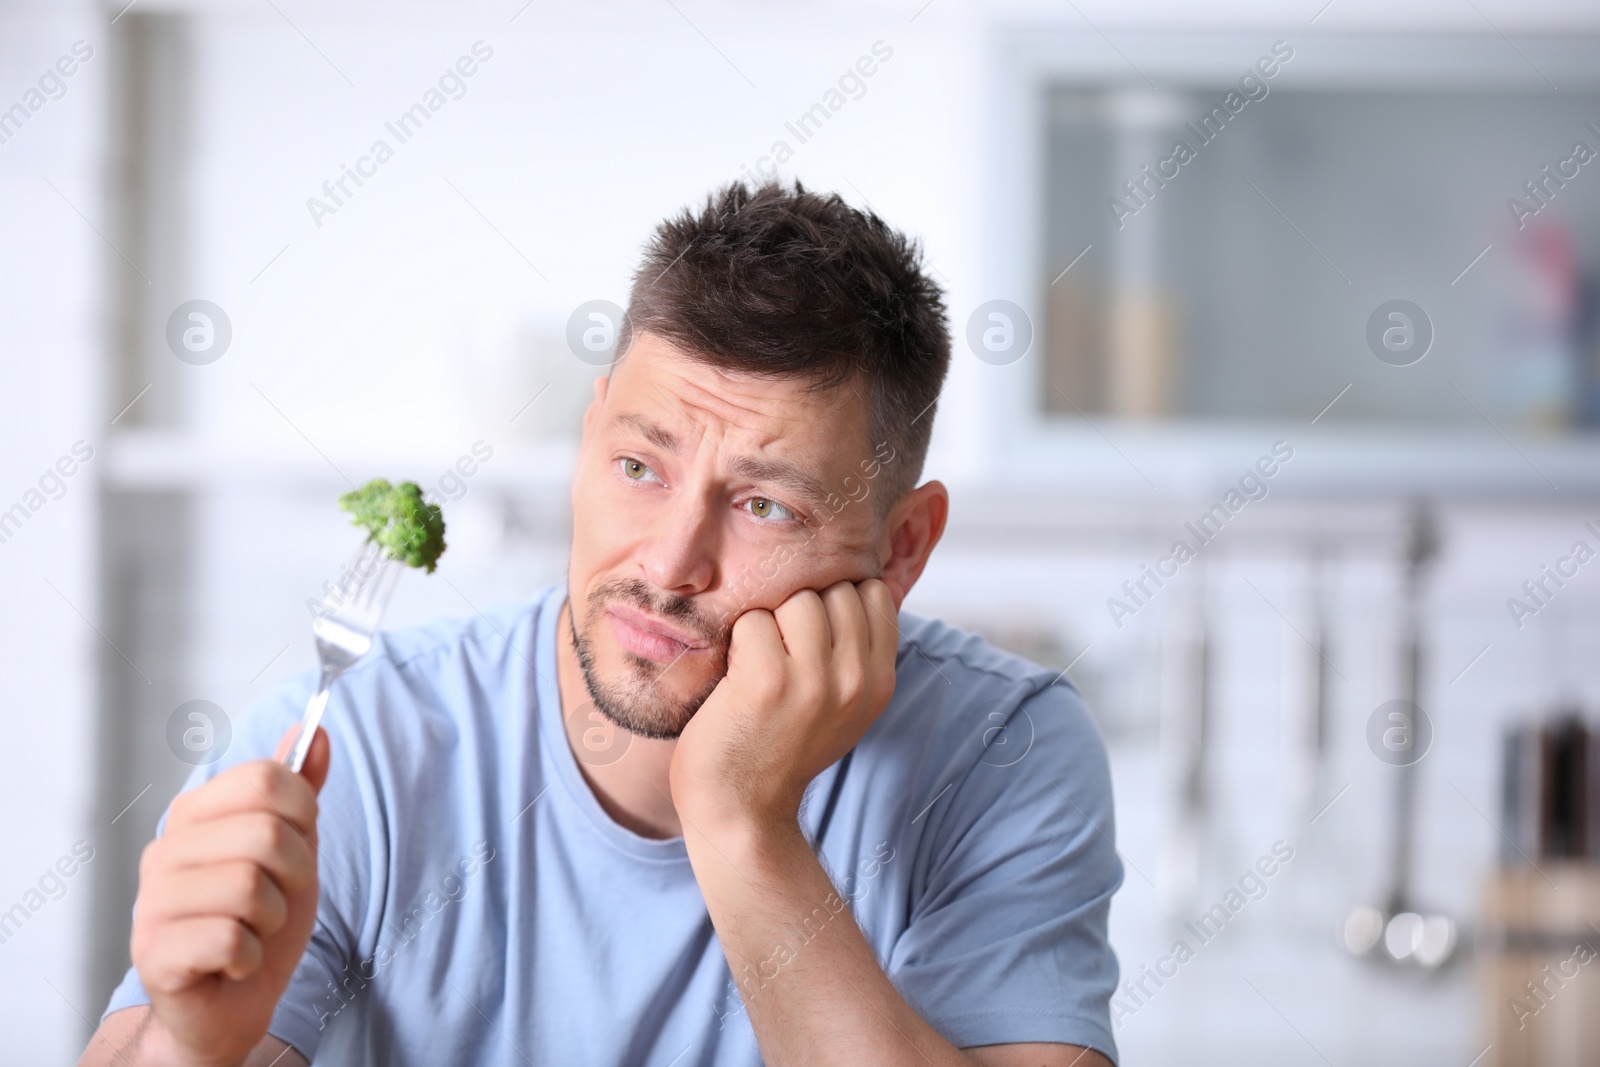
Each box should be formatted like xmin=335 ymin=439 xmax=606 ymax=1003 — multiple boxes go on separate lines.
xmin=81 ymin=1007 xmax=307 ymax=1067
xmin=671 ymin=581 xmax=1113 ymax=1066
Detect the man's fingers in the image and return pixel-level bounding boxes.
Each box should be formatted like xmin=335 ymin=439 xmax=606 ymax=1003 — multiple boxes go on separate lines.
xmin=272 ymin=723 xmax=298 ymax=763
xmin=858 ymin=579 xmax=900 ymax=706
xmin=271 ymin=724 xmax=333 ymax=797
xmin=167 ymin=756 xmax=319 ymax=839
xmin=729 ymin=608 xmax=783 ymax=663
xmin=148 ymin=812 xmax=318 ymax=895
xmin=139 ymin=861 xmax=290 ymax=941
xmin=771 ymin=587 xmax=830 ymax=664
xmin=858 ymin=578 xmax=899 ymax=656
xmin=820 ymin=581 xmax=870 ymax=655
xmin=290 ymin=726 xmax=332 ymax=797
xmin=138 ymin=916 xmax=265 ymax=991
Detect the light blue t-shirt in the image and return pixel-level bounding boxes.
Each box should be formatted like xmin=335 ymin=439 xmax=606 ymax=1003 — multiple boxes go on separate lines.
xmin=104 ymin=583 xmax=1122 ymax=1065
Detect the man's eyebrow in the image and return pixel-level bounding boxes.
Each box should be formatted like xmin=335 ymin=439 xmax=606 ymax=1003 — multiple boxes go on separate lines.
xmin=613 ymin=412 xmax=680 ymax=452
xmin=612 ymin=411 xmax=834 ymax=508
xmin=727 ymin=456 xmax=833 ymax=509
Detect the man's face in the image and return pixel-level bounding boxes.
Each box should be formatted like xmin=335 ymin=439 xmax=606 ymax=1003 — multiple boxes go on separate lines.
xmin=567 ymin=332 xmax=892 ymax=740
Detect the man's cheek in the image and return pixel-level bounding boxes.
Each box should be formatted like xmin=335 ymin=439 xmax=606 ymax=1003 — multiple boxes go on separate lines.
xmin=756 ymin=548 xmax=784 ymax=580
xmin=573 ymin=469 xmax=638 ymax=566
xmin=721 ymin=549 xmax=816 ymax=619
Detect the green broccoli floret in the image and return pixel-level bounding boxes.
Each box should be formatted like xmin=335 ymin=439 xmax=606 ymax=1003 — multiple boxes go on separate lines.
xmin=337 ymin=479 xmax=447 ymax=574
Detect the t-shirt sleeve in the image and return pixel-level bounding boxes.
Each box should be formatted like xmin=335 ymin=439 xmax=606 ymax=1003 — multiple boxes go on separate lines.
xmin=886 ymin=678 xmax=1123 ymax=1064
xmin=99 ymin=666 xmax=376 ymax=1064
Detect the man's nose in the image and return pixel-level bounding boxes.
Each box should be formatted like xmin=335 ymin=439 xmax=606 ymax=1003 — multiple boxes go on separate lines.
xmin=639 ymin=489 xmax=718 ymax=596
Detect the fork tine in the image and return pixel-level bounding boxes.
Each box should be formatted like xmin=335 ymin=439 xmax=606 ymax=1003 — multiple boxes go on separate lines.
xmin=351 ymin=554 xmax=402 ymax=620
xmin=352 ymin=538 xmax=387 ymax=585
xmin=316 ymin=538 xmax=384 ymax=618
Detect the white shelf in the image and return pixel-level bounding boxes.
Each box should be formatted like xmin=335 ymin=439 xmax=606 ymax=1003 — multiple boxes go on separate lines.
xmin=101 ymin=428 xmax=578 ymax=497
xmin=1005 ymin=419 xmax=1600 ymax=503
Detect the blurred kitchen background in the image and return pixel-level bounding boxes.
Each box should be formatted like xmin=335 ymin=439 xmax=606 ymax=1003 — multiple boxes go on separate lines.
xmin=4 ymin=0 xmax=1600 ymax=1063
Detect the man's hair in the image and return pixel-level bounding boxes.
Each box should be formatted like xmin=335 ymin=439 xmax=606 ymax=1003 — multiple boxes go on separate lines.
xmin=618 ymin=179 xmax=950 ymax=512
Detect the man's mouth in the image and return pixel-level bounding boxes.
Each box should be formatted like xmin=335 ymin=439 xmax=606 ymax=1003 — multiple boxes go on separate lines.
xmin=604 ymin=603 xmax=711 ymax=664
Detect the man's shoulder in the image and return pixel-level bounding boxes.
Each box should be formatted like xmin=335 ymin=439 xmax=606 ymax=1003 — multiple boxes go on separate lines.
xmin=874 ymin=608 xmax=1105 ymax=775
xmin=369 ymin=592 xmax=549 ymax=679
xmin=336 ymin=585 xmax=557 ymax=730
xmin=893 ymin=608 xmax=1077 ymax=708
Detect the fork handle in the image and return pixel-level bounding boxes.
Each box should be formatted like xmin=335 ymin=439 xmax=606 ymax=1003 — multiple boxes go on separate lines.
xmin=284 ymin=683 xmax=332 ymax=774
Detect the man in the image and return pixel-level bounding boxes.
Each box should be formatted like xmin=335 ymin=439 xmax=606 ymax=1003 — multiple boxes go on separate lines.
xmin=82 ymin=181 xmax=1122 ymax=1066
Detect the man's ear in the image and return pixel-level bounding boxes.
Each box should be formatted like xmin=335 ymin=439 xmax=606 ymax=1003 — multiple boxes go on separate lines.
xmin=877 ymin=480 xmax=949 ymax=611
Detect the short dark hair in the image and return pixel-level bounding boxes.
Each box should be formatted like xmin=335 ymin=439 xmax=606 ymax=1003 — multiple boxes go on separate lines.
xmin=618 ymin=179 xmax=950 ymax=513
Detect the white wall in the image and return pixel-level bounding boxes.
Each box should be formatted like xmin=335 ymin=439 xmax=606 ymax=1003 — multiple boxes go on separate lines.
xmin=0 ymin=3 xmax=109 ymax=1062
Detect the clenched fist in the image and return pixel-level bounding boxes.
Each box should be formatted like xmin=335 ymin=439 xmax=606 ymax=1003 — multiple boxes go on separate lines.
xmin=669 ymin=579 xmax=899 ymax=836
xmin=121 ymin=725 xmax=329 ymax=1067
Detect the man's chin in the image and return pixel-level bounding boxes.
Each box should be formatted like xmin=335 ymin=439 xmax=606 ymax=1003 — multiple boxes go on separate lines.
xmin=576 ymin=645 xmax=723 ymax=741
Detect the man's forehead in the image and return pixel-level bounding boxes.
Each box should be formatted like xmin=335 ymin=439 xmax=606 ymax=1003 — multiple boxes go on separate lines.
xmin=606 ymin=337 xmax=866 ymax=448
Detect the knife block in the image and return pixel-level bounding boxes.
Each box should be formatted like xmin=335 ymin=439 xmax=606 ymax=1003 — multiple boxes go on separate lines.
xmin=1481 ymin=863 xmax=1600 ymax=1067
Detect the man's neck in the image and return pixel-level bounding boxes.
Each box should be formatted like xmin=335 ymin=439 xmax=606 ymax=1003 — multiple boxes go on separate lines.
xmin=554 ymin=597 xmax=685 ymax=841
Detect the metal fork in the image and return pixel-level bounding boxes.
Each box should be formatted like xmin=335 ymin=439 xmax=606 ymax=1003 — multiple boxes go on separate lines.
xmin=283 ymin=539 xmax=403 ymax=773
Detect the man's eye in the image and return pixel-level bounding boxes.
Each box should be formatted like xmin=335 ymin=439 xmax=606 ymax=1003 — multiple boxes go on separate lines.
xmin=621 ymin=458 xmax=661 ymax=483
xmin=746 ymin=497 xmax=796 ymax=522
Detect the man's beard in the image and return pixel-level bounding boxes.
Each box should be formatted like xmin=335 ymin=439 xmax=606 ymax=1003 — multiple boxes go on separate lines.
xmin=569 ymin=575 xmax=730 ymax=740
